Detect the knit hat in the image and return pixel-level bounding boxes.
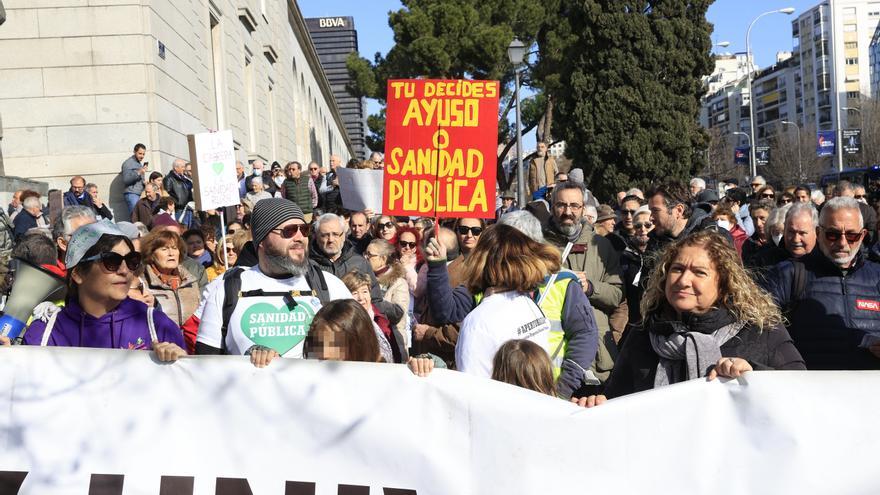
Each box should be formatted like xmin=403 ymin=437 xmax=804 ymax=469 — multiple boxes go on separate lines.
xmin=65 ymin=220 xmax=126 ymax=269
xmin=151 ymin=213 xmax=179 ymax=230
xmin=251 ymin=198 xmax=305 ymax=247
xmin=568 ymin=168 xmax=585 ymax=184
xmin=596 ymin=205 xmax=616 ymax=223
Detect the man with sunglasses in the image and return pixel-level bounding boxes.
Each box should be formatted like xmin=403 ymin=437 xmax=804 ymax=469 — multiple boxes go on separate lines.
xmin=195 ymin=199 xmax=353 ymax=361
xmin=764 ymin=197 xmax=880 ymax=370
xmin=832 ymin=181 xmax=876 ymax=246
xmin=543 ymin=181 xmax=623 ymax=385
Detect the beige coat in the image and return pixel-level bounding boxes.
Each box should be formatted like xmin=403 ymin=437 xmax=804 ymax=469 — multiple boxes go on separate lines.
xmin=378 ymin=261 xmax=411 ymax=348
xmin=528 ymin=154 xmax=559 ymax=196
xmin=143 ymin=263 xmax=200 ymax=327
xmin=545 ymin=223 xmax=624 ymax=382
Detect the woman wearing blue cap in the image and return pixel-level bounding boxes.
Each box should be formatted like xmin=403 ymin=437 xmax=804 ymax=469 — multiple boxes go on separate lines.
xmin=20 ymin=220 xmax=187 ymax=360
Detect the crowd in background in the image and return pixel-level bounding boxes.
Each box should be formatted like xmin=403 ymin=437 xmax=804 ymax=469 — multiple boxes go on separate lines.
xmin=1 ymin=139 xmax=879 ymax=409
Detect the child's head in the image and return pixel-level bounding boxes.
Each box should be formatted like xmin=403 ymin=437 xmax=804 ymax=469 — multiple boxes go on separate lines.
xmin=304 ymin=299 xmax=381 ymax=362
xmin=491 ymin=340 xmax=556 ymax=396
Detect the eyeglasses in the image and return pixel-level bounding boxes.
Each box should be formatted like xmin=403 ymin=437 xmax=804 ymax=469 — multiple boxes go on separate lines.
xmin=554 ymin=202 xmax=584 ymax=212
xmin=319 ymin=231 xmax=344 ymax=240
xmin=761 ymin=193 xmax=776 ymax=199
xmin=270 ymin=224 xmax=310 ymax=238
xmin=82 ymin=251 xmax=142 ymax=272
xmin=621 ymin=209 xmax=637 ymax=217
xmin=751 ymin=183 xmax=762 ymax=187
xmin=821 ymin=228 xmax=864 ymax=244
xmin=398 ymin=240 xmax=417 ymax=249
xmin=363 ymin=252 xmax=380 ymax=259
xmin=378 ymin=222 xmax=395 ymax=230
xmin=634 ymin=222 xmax=653 ymax=230
xmin=309 ymin=167 xmax=319 ymax=171
xmin=855 ymin=194 xmax=865 ymax=199
xmin=456 ymin=226 xmax=483 ymax=236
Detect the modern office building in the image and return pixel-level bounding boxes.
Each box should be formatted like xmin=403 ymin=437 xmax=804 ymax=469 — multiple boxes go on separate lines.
xmin=700 ymin=75 xmax=751 ymax=148
xmin=0 ymin=0 xmax=353 ymax=215
xmin=791 ymin=0 xmax=880 ymax=133
xmin=305 ymin=16 xmax=368 ymax=160
xmin=752 ymin=53 xmax=800 ymax=144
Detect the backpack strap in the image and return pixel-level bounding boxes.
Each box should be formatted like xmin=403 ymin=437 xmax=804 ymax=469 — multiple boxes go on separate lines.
xmin=220 ymin=267 xmax=245 ymax=354
xmin=40 ymin=311 xmax=59 ymax=347
xmin=147 ymin=307 xmax=157 ymax=343
xmin=304 ymin=262 xmax=330 ymax=303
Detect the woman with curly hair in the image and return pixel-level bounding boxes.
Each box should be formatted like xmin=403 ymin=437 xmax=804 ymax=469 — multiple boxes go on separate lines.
xmin=577 ymin=230 xmax=805 ymax=407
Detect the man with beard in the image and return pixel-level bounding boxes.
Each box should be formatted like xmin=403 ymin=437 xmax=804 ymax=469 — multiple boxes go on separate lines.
xmin=544 ymin=181 xmax=623 ymax=386
xmin=764 ymin=197 xmax=880 ymax=370
xmin=646 ymin=181 xmax=726 ymax=255
xmin=195 ymin=198 xmax=352 ymax=359
xmin=309 ymin=213 xmax=404 ymax=325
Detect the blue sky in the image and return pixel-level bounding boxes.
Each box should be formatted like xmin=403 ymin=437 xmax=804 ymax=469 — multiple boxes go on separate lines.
xmin=299 ymin=0 xmax=823 ymax=150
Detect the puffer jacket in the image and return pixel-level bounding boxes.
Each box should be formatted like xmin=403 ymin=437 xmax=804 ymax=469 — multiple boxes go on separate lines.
xmin=22 ymin=297 xmax=184 ymax=349
xmin=143 ymin=264 xmax=200 ymax=327
xmin=762 ymin=249 xmax=880 ymax=370
xmin=377 ymin=261 xmax=411 ymax=345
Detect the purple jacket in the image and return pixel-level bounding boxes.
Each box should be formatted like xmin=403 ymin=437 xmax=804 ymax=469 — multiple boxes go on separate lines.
xmin=23 ymin=298 xmax=185 ymax=350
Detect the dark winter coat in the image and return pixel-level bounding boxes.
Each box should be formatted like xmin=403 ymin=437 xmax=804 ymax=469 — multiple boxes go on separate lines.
xmin=605 ymin=309 xmax=805 ymax=399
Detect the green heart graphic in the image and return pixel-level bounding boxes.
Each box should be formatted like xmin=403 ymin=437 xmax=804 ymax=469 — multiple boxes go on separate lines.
xmin=212 ymin=162 xmax=225 ymax=175
xmin=240 ymin=301 xmax=316 ymax=355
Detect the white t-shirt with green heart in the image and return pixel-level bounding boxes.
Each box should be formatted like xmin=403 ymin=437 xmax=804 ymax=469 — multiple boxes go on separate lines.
xmin=197 ymin=266 xmax=353 ymax=356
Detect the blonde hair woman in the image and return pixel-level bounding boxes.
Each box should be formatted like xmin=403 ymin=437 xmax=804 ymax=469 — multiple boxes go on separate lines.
xmin=577 ymin=230 xmax=805 ymax=407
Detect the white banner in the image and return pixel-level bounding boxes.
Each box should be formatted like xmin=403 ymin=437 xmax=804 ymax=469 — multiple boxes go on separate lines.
xmin=338 ymin=168 xmax=384 ymax=214
xmin=0 ymin=347 xmax=878 ymax=494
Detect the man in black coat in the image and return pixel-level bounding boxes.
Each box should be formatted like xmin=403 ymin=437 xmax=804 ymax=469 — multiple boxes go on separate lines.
xmin=163 ymin=159 xmax=194 ymax=227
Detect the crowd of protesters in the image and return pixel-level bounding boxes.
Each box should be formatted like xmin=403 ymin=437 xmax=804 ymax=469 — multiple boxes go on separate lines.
xmin=1 ymin=140 xmax=879 ymax=408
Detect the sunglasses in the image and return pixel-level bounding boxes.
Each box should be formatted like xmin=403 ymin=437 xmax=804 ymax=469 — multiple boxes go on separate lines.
xmin=634 ymin=222 xmax=653 ymax=230
xmin=227 ymin=228 xmax=239 ymax=234
xmin=855 ymin=195 xmax=865 ymax=199
xmin=821 ymin=228 xmax=863 ymax=244
xmin=271 ymin=224 xmax=310 ymax=238
xmin=309 ymin=167 xmax=319 ymax=171
xmin=82 ymin=251 xmax=142 ymax=272
xmin=398 ymin=240 xmax=417 ymax=249
xmin=781 ymin=198 xmax=793 ymax=204
xmin=378 ymin=222 xmax=395 ymax=230
xmin=456 ymin=226 xmax=483 ymax=236
xmin=761 ymin=193 xmax=776 ymax=199
xmin=621 ymin=209 xmax=637 ymax=216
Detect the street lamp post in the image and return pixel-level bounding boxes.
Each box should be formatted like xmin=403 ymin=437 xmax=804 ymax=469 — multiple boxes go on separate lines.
xmin=781 ymin=120 xmax=802 ymax=183
xmin=507 ymin=38 xmax=527 ymax=207
xmin=747 ymin=7 xmax=796 ymax=179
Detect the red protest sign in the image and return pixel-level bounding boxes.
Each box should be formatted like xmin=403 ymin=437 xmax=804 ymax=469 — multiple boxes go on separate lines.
xmin=383 ymin=79 xmax=500 ymax=219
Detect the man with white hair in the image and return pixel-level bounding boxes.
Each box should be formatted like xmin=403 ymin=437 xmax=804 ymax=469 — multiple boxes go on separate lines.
xmin=162 ymin=158 xmax=194 ymax=227
xmin=308 ymin=213 xmax=404 ymax=324
xmin=833 ymin=180 xmax=876 ymax=244
xmin=749 ymin=175 xmax=766 ymax=199
xmin=689 ymin=178 xmax=706 ymax=198
xmin=12 ymin=196 xmax=47 ymax=241
xmin=764 ymin=197 xmax=880 ymax=370
xmin=51 ymin=206 xmax=96 ymax=264
xmin=750 ymin=202 xmax=817 ymax=269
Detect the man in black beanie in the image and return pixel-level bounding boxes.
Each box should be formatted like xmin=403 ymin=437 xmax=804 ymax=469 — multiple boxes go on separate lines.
xmin=194 ymin=198 xmax=353 ymax=363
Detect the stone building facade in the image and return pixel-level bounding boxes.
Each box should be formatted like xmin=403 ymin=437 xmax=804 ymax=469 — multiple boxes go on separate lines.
xmin=0 ymin=0 xmax=352 ymax=214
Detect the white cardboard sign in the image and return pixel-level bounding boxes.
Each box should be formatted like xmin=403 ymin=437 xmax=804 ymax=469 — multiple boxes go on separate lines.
xmin=187 ymin=130 xmax=240 ymax=210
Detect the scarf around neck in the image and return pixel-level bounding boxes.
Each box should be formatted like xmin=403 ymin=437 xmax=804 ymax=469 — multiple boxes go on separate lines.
xmin=647 ymin=307 xmax=746 ymax=388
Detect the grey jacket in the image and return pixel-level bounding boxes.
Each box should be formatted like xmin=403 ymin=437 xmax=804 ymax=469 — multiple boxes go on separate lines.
xmin=120 ymin=155 xmax=145 ymax=195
